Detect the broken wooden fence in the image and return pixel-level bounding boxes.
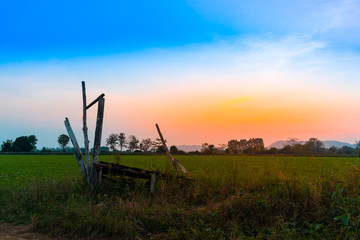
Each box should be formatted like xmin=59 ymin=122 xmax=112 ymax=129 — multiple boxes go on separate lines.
xmin=64 ymin=81 xmax=105 ymax=189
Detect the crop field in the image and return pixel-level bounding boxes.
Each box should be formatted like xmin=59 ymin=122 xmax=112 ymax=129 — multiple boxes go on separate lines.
xmin=1 ymin=154 xmax=360 ymax=239
xmin=0 ymin=154 xmax=358 ymax=188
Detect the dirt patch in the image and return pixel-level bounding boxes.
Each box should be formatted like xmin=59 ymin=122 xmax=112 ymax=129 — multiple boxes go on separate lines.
xmin=0 ymin=224 xmax=66 ymax=240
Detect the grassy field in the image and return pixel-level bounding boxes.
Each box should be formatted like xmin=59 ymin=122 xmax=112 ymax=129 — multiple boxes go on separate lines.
xmin=1 ymin=154 xmax=360 ymax=239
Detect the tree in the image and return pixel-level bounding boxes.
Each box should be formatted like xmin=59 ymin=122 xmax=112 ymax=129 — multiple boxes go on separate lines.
xmin=1 ymin=139 xmax=13 ymax=152
xmin=328 ymin=146 xmax=338 ymax=155
xmin=244 ymin=138 xmax=264 ymax=154
xmin=140 ymin=138 xmax=152 ymax=152
xmin=106 ymin=133 xmax=118 ymax=151
xmin=304 ymin=138 xmax=324 ymax=154
xmin=11 ymin=135 xmax=38 ymax=152
xmin=227 ymin=139 xmax=247 ymax=153
xmin=118 ymin=133 xmax=126 ymax=151
xmin=278 ymin=145 xmax=293 ymax=154
xmin=201 ymin=143 xmax=209 ymax=153
xmin=287 ymin=138 xmax=300 ymax=147
xmin=355 ymin=141 xmax=360 ymax=157
xmin=57 ymin=134 xmax=70 ymax=152
xmin=127 ymin=135 xmax=139 ymax=152
xmin=267 ymin=147 xmax=278 ymax=154
xmin=151 ymin=138 xmax=163 ymax=152
xmin=156 ymin=145 xmax=166 ymax=153
xmin=170 ymin=145 xmax=179 ymax=154
xmin=201 ymin=143 xmax=216 ymax=154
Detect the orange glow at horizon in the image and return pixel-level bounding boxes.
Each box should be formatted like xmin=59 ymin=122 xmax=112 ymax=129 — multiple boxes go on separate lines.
xmin=104 ymin=91 xmax=360 ymax=146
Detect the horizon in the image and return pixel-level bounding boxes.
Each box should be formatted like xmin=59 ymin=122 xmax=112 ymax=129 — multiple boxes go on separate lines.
xmin=1 ymin=1 xmax=360 ymax=149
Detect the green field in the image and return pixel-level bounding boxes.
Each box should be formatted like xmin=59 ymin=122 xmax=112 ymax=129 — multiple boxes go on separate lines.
xmin=1 ymin=154 xmax=360 ymax=239
xmin=0 ymin=154 xmax=358 ymax=189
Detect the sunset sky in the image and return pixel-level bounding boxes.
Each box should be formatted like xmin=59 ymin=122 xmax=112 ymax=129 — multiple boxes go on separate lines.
xmin=1 ymin=0 xmax=360 ymax=149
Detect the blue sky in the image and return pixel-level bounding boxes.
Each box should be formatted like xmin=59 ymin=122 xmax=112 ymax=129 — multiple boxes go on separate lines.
xmin=1 ymin=0 xmax=360 ymax=149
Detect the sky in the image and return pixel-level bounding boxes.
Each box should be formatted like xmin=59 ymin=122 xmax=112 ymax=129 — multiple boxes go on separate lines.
xmin=1 ymin=0 xmax=360 ymax=149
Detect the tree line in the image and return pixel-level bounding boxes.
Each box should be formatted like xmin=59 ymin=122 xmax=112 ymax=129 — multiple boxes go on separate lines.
xmin=199 ymin=137 xmax=360 ymax=157
xmin=2 ymin=133 xmax=359 ymax=157
xmin=1 ymin=135 xmax=38 ymax=152
xmin=104 ymin=132 xmax=186 ymax=154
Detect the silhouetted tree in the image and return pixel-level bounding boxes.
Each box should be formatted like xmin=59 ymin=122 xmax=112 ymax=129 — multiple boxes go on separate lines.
xmin=140 ymin=138 xmax=152 ymax=152
xmin=151 ymin=138 xmax=163 ymax=152
xmin=127 ymin=135 xmax=139 ymax=152
xmin=278 ymin=145 xmax=293 ymax=154
xmin=304 ymin=138 xmax=324 ymax=154
xmin=118 ymin=133 xmax=126 ymax=151
xmin=57 ymin=134 xmax=70 ymax=152
xmin=1 ymin=140 xmax=13 ymax=152
xmin=170 ymin=145 xmax=179 ymax=154
xmin=11 ymin=135 xmax=38 ymax=152
xmin=201 ymin=143 xmax=216 ymax=154
xmin=328 ymin=146 xmax=338 ymax=155
xmin=106 ymin=133 xmax=118 ymax=151
xmin=156 ymin=145 xmax=166 ymax=153
xmin=244 ymin=138 xmax=265 ymax=154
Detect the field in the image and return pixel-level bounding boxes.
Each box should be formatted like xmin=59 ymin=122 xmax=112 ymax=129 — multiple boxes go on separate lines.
xmin=1 ymin=154 xmax=360 ymax=239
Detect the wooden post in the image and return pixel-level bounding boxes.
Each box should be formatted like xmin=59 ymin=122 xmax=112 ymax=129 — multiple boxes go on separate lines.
xmin=89 ymin=97 xmax=105 ymax=185
xmin=65 ymin=81 xmax=106 ymax=191
xmin=92 ymin=97 xmax=105 ymax=164
xmin=155 ymin=124 xmax=187 ymax=175
xmin=82 ymin=81 xmax=91 ymax=178
xmin=150 ymin=172 xmax=156 ymax=193
xmin=64 ymin=117 xmax=87 ymax=181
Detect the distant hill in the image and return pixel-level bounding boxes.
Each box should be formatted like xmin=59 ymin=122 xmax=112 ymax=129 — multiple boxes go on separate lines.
xmin=267 ymin=140 xmax=354 ymax=149
xmin=177 ymin=145 xmax=202 ymax=152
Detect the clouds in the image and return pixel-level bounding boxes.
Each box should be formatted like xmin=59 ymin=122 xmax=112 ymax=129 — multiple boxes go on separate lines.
xmin=1 ymin=1 xmax=360 ymax=147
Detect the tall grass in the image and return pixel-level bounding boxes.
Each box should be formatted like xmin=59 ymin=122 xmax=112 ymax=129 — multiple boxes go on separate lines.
xmin=0 ymin=155 xmax=359 ymax=239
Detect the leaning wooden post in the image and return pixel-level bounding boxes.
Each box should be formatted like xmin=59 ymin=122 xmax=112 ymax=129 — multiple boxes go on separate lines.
xmin=64 ymin=117 xmax=87 ymax=182
xmin=155 ymin=123 xmax=187 ymax=175
xmin=82 ymin=81 xmax=91 ymax=179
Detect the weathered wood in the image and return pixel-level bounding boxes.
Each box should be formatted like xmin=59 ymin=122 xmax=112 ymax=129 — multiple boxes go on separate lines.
xmin=94 ymin=161 xmax=156 ymax=179
xmin=98 ymin=166 xmax=103 ymax=184
xmin=155 ymin=123 xmax=188 ymax=175
xmin=150 ymin=172 xmax=156 ymax=193
xmin=92 ymin=97 xmax=105 ymax=164
xmin=64 ymin=117 xmax=86 ymax=181
xmin=89 ymin=97 xmax=105 ymax=186
xmin=82 ymin=81 xmax=90 ymax=178
xmin=86 ymin=93 xmax=105 ymax=109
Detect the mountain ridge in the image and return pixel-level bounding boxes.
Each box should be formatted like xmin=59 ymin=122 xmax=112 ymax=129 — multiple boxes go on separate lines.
xmin=177 ymin=140 xmax=354 ymax=152
xmin=267 ymin=140 xmax=354 ymax=149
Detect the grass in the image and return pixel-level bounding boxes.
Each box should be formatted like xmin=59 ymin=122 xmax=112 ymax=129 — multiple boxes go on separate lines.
xmin=1 ymin=154 xmax=360 ymax=239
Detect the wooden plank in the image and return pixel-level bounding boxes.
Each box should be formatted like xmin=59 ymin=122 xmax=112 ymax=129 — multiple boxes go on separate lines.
xmin=64 ymin=117 xmax=86 ymax=181
xmin=81 ymin=81 xmax=90 ymax=178
xmin=86 ymin=93 xmax=105 ymax=109
xmin=94 ymin=162 xmax=153 ymax=179
xmin=155 ymin=123 xmax=188 ymax=175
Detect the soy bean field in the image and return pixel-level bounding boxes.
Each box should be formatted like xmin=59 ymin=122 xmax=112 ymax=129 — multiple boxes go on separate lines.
xmin=1 ymin=154 xmax=360 ymax=239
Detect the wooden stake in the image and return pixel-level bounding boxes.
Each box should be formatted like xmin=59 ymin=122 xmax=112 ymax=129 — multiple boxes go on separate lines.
xmin=155 ymin=123 xmax=187 ymax=175
xmin=64 ymin=118 xmax=86 ymax=181
xmin=89 ymin=97 xmax=105 ymax=186
xmin=150 ymin=172 xmax=156 ymax=193
xmin=82 ymin=81 xmax=90 ymax=178
xmin=92 ymin=97 xmax=105 ymax=164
